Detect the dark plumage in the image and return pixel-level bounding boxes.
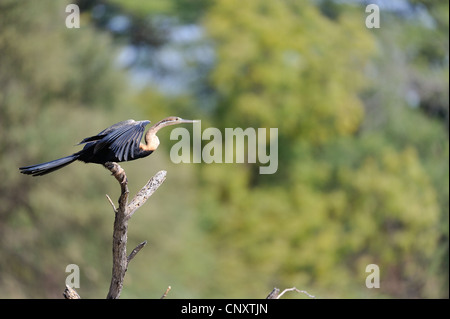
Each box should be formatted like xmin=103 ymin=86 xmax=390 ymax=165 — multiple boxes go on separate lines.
xmin=19 ymin=117 xmax=196 ymax=176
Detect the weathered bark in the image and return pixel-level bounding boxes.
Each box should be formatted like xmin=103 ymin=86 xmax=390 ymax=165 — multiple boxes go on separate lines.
xmin=266 ymin=287 xmax=315 ymax=299
xmin=103 ymin=162 xmax=166 ymax=299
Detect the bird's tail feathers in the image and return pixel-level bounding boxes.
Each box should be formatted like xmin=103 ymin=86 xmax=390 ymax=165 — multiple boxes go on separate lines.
xmin=19 ymin=153 xmax=80 ymax=176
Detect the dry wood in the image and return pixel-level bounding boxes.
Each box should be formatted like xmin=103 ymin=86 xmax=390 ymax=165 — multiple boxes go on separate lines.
xmin=103 ymin=162 xmax=166 ymax=299
xmin=266 ymin=287 xmax=315 ymax=299
xmin=160 ymin=286 xmax=172 ymax=299
xmin=63 ymin=285 xmax=80 ymax=299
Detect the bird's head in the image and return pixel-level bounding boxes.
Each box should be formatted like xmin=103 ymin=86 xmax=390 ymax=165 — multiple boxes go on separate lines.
xmin=150 ymin=116 xmax=198 ymax=133
xmin=144 ymin=117 xmax=198 ymax=151
xmin=162 ymin=116 xmax=197 ymax=126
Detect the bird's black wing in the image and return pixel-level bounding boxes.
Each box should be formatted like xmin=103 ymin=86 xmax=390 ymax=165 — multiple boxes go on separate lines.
xmin=93 ymin=120 xmax=150 ymax=161
xmin=78 ymin=120 xmax=137 ymax=145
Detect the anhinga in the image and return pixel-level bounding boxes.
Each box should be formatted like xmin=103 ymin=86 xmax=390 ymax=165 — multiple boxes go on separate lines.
xmin=19 ymin=117 xmax=196 ymax=176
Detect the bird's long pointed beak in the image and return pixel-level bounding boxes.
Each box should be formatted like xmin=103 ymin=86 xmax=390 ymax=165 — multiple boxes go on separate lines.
xmin=151 ymin=117 xmax=200 ymax=133
xmin=179 ymin=119 xmax=199 ymax=124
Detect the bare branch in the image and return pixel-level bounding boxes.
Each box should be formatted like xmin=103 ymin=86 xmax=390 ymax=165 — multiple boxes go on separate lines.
xmin=127 ymin=240 xmax=147 ymax=264
xmin=104 ymin=162 xmax=129 ymax=214
xmin=63 ymin=285 xmax=81 ymax=299
xmin=105 ymin=194 xmax=117 ymax=213
xmin=127 ymin=170 xmax=167 ymax=218
xmin=160 ymin=286 xmax=172 ymax=299
xmin=272 ymin=287 xmax=315 ymax=299
xmin=266 ymin=288 xmax=280 ymax=299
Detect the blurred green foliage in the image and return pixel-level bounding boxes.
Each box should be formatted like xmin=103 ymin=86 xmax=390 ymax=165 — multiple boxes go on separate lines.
xmin=0 ymin=0 xmax=447 ymax=298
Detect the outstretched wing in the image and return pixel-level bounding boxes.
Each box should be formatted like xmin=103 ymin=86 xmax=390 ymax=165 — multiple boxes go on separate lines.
xmin=78 ymin=120 xmax=137 ymax=145
xmin=91 ymin=120 xmax=150 ymax=161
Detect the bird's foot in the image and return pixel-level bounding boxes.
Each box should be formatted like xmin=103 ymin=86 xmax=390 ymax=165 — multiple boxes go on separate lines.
xmin=104 ymin=162 xmax=128 ymax=185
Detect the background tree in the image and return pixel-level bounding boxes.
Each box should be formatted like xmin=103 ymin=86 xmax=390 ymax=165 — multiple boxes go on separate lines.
xmin=0 ymin=0 xmax=129 ymax=297
xmin=195 ymin=0 xmax=444 ymax=298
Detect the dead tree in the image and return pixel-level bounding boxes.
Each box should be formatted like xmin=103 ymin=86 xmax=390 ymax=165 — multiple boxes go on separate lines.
xmin=64 ymin=162 xmax=167 ymax=299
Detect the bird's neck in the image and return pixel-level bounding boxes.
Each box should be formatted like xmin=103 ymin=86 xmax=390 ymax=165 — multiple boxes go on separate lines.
xmin=141 ymin=130 xmax=160 ymax=151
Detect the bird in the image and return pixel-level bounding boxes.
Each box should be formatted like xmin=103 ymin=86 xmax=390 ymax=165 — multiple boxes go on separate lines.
xmin=19 ymin=117 xmax=197 ymax=176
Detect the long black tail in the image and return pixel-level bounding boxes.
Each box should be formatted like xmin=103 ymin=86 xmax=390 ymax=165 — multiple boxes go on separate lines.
xmin=19 ymin=154 xmax=80 ymax=176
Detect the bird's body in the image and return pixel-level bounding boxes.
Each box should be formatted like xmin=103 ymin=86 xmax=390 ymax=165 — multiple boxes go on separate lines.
xmin=77 ymin=120 xmax=153 ymax=164
xmin=19 ymin=117 xmax=196 ymax=176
